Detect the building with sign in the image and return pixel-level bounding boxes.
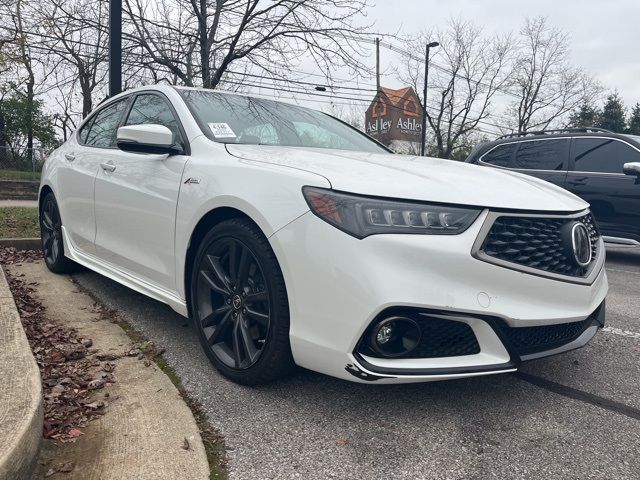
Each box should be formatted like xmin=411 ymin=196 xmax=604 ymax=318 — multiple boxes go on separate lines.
xmin=365 ymin=86 xmax=423 ymax=153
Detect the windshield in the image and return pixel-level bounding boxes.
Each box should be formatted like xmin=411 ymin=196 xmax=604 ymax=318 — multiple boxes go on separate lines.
xmin=178 ymin=89 xmax=387 ymax=153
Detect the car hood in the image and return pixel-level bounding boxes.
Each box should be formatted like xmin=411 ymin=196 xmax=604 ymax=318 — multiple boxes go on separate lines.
xmin=226 ymin=145 xmax=587 ymax=212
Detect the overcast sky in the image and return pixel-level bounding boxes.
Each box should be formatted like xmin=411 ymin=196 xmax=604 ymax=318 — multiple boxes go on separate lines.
xmin=365 ymin=0 xmax=640 ymax=107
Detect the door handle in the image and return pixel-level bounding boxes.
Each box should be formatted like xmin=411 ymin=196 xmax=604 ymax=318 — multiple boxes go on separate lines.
xmin=65 ymin=153 xmax=75 ymax=162
xmin=567 ymin=179 xmax=587 ymax=187
xmin=100 ymin=162 xmax=116 ymax=172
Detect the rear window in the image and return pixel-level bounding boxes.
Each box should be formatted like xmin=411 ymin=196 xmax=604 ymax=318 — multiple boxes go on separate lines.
xmin=573 ymin=138 xmax=640 ymax=174
xmin=480 ymin=143 xmax=516 ymax=167
xmin=513 ymin=139 xmax=568 ymax=171
xmin=84 ymin=99 xmax=129 ymax=148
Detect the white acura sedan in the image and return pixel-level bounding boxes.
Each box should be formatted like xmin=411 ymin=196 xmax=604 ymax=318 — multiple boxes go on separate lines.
xmin=39 ymin=85 xmax=608 ymax=385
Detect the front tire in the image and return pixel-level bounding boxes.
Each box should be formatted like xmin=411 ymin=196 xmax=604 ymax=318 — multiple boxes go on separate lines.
xmin=190 ymin=218 xmax=294 ymax=385
xmin=40 ymin=192 xmax=77 ymax=274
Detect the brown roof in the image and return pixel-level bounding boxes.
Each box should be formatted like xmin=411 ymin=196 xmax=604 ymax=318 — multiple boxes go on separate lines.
xmin=380 ymin=86 xmax=413 ymax=106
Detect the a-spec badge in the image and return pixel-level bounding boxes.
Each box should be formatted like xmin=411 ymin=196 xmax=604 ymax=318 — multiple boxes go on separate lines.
xmin=183 ymin=177 xmax=201 ymax=185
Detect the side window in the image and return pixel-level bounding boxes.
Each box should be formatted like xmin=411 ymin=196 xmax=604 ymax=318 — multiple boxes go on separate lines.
xmin=85 ymin=99 xmax=128 ymax=148
xmin=78 ymin=118 xmax=93 ymax=144
xmin=573 ymin=138 xmax=639 ymax=174
xmin=513 ymin=139 xmax=568 ymax=171
xmin=125 ymin=94 xmax=182 ymax=144
xmin=481 ymin=143 xmax=516 ymax=167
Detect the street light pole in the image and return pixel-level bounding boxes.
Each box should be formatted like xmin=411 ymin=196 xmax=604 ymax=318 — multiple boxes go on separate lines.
xmin=109 ymin=0 xmax=122 ymax=97
xmin=420 ymin=41 xmax=439 ymax=156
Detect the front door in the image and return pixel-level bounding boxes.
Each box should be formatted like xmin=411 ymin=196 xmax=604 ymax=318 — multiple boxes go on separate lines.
xmin=93 ymin=93 xmax=189 ymax=292
xmin=566 ymin=137 xmax=640 ymax=242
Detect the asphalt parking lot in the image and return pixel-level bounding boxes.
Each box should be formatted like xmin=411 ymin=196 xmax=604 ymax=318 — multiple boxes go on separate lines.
xmin=72 ymin=247 xmax=640 ymax=480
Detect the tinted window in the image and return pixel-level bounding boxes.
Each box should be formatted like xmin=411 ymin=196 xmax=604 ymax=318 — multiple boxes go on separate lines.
xmin=125 ymin=94 xmax=182 ymax=144
xmin=481 ymin=143 xmax=516 ymax=167
xmin=573 ymin=138 xmax=639 ymax=174
xmin=85 ymin=99 xmax=128 ymax=148
xmin=514 ymin=139 xmax=568 ymax=170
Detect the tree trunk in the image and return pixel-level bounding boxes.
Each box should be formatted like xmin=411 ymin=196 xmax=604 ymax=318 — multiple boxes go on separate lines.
xmin=0 ymin=101 xmax=6 ymax=163
xmin=198 ymin=0 xmax=210 ymax=87
xmin=26 ymin=75 xmax=34 ymax=163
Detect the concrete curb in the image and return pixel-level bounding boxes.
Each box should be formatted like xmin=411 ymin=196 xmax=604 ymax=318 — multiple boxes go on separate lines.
xmin=0 ymin=238 xmax=41 ymax=250
xmin=0 ymin=268 xmax=43 ymax=479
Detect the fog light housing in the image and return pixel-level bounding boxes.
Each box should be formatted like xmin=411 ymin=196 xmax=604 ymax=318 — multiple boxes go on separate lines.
xmin=369 ymin=317 xmax=421 ymax=357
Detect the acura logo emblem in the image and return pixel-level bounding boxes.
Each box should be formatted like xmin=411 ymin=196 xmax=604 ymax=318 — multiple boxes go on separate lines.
xmin=571 ymin=223 xmax=592 ymax=267
xmin=232 ymin=294 xmax=243 ymax=310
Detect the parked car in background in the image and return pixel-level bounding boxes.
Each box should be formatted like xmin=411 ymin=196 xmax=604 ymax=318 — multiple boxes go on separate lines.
xmin=39 ymin=87 xmax=607 ymax=385
xmin=466 ymin=128 xmax=640 ymax=246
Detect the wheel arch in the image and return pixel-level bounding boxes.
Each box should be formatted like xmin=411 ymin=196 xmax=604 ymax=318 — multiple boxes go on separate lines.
xmin=183 ymin=206 xmax=277 ymax=318
xmin=38 ymin=184 xmax=54 ymax=212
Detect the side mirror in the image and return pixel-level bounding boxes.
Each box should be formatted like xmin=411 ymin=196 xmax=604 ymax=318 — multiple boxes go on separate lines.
xmin=116 ymin=124 xmax=183 ymax=155
xmin=623 ymin=162 xmax=640 ymax=177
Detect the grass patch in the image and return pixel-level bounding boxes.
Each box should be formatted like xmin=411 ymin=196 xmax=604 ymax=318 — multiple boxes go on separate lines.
xmin=0 ymin=206 xmax=40 ymax=238
xmin=0 ymin=169 xmax=41 ymax=181
xmin=109 ymin=313 xmax=227 ymax=478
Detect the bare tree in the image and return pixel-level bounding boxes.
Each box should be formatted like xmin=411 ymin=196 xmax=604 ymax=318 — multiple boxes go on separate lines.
xmin=32 ymin=0 xmax=109 ymax=118
xmin=10 ymin=0 xmax=37 ymax=161
xmin=122 ymin=0 xmax=374 ymax=89
xmin=510 ymin=16 xmax=601 ymax=132
xmin=398 ymin=19 xmax=514 ymax=159
xmin=0 ymin=11 xmax=17 ymax=155
xmin=51 ymin=79 xmax=79 ymax=141
xmin=325 ymin=102 xmax=365 ymax=131
xmin=0 ymin=28 xmax=16 ymax=75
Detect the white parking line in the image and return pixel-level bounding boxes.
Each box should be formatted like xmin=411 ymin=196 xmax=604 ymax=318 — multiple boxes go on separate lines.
xmin=603 ymin=326 xmax=640 ymax=339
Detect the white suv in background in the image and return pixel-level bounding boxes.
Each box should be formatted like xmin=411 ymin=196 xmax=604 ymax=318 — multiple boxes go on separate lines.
xmin=39 ymin=85 xmax=608 ymax=385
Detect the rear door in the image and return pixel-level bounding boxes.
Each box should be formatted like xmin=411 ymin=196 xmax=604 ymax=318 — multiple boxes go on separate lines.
xmin=478 ymin=138 xmax=570 ymax=188
xmin=56 ymin=97 xmax=130 ymax=253
xmin=566 ymin=137 xmax=640 ymax=242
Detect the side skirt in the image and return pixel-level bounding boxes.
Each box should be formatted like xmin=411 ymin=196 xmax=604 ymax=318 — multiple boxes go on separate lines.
xmin=61 ymin=227 xmax=189 ymax=317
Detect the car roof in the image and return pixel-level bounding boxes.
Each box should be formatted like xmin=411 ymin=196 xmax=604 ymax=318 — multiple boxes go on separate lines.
xmin=467 ymin=128 xmax=640 ymax=161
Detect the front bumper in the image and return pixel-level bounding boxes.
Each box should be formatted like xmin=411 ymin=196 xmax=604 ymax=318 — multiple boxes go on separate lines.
xmin=351 ymin=302 xmax=605 ymax=381
xmin=269 ymin=209 xmax=609 ymax=384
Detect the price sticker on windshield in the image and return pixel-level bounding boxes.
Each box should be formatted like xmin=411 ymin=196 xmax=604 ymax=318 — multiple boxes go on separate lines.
xmin=208 ymin=123 xmax=237 ymax=139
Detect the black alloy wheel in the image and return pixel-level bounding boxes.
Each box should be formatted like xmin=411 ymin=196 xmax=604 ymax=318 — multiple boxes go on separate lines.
xmin=40 ymin=192 xmax=76 ymax=273
xmin=191 ymin=218 xmax=293 ymax=384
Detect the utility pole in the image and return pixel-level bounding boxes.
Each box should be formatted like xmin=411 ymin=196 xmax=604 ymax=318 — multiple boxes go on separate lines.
xmin=420 ymin=41 xmax=439 ymax=156
xmin=375 ymin=37 xmax=381 ymax=139
xmin=109 ymin=0 xmax=122 ymax=97
xmin=375 ymin=37 xmax=381 ymax=95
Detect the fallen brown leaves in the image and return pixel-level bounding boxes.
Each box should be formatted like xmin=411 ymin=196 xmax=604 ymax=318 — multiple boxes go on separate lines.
xmin=45 ymin=461 xmax=75 ymax=477
xmin=2 ymin=247 xmax=115 ymax=443
xmin=0 ymin=246 xmax=42 ymax=265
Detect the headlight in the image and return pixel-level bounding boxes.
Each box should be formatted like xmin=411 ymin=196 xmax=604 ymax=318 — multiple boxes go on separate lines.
xmin=302 ymin=186 xmax=481 ymax=239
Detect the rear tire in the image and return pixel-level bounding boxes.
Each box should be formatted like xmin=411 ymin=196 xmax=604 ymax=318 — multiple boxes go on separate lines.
xmin=40 ymin=192 xmax=78 ymax=274
xmin=190 ymin=218 xmax=294 ymax=385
